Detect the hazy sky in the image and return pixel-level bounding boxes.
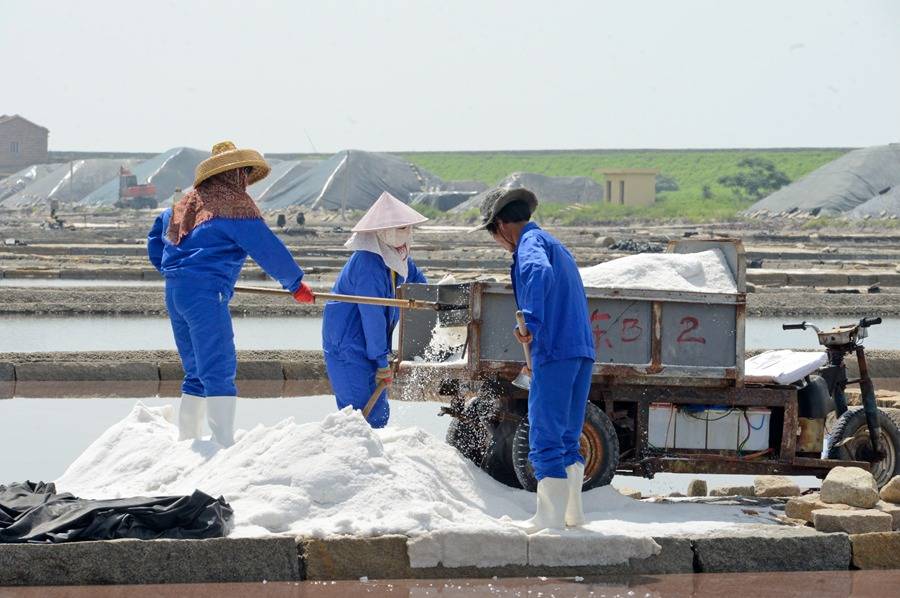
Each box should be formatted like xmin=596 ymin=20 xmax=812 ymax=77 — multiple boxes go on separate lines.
xmin=2 ymin=0 xmax=898 ymax=153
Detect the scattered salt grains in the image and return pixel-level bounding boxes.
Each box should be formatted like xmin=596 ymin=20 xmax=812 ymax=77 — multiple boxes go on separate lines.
xmin=57 ymin=402 xmax=775 ymax=541
xmin=579 ymin=249 xmax=737 ymax=294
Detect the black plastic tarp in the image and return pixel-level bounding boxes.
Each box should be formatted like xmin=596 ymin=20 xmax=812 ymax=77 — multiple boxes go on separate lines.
xmin=0 ymin=481 xmax=233 ymax=543
xmin=746 ymin=144 xmax=900 ymax=216
xmin=409 ymin=190 xmax=478 ymax=211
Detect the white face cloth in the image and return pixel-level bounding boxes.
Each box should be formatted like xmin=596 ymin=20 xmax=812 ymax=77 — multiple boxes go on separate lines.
xmin=345 ymin=226 xmax=414 ymax=279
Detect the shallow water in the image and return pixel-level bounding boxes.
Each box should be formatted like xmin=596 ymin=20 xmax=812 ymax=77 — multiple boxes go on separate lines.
xmin=13 ymin=571 xmax=900 ymax=597
xmin=0 ymin=396 xmax=819 ymax=495
xmin=2 ymin=314 xmax=897 ymax=352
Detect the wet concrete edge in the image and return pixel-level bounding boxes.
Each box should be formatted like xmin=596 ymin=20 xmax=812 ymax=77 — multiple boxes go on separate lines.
xmin=3 ymin=530 xmax=898 ymax=586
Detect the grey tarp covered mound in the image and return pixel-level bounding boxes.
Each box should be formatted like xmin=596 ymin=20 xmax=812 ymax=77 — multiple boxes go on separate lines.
xmin=249 ymin=159 xmax=322 ymax=204
xmin=0 ymin=159 xmax=139 ymax=207
xmin=409 ymin=190 xmax=478 ymax=211
xmin=451 ymin=171 xmax=604 ymax=213
xmin=746 ymin=144 xmax=900 ymax=216
xmin=0 ymin=481 xmax=233 ymax=543
xmin=257 ymin=149 xmax=444 ymax=211
xmin=0 ymin=163 xmax=65 ymax=202
xmin=847 ymin=186 xmax=900 ymax=219
xmin=78 ymin=147 xmax=210 ymax=207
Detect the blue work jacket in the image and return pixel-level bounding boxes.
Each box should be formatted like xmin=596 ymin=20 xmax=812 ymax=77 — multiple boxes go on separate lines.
xmin=511 ymin=222 xmax=595 ymax=366
xmin=147 ymin=209 xmax=303 ymax=295
xmin=323 ymin=250 xmax=427 ymax=368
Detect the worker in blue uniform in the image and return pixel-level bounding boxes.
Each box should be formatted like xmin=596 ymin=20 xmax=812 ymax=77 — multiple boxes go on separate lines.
xmin=322 ymin=192 xmax=429 ymax=427
xmin=148 ymin=141 xmax=313 ymax=447
xmin=472 ymin=187 xmax=596 ymax=532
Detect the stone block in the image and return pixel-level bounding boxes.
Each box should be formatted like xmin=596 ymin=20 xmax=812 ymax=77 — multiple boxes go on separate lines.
xmin=785 ymin=493 xmax=852 ymax=523
xmin=528 ymin=533 xmax=660 ymax=567
xmin=687 ymin=479 xmax=708 ymax=497
xmin=0 ymin=537 xmax=300 ymax=586
xmin=709 ymin=485 xmax=755 ymax=497
xmin=236 ymin=360 xmax=285 ymax=380
xmin=0 ymin=362 xmax=14 ymax=382
xmin=159 ymin=361 xmax=185 ymax=380
xmin=821 ymin=466 xmax=879 ymax=508
xmin=692 ymin=527 xmax=851 ymax=572
xmin=875 ymin=500 xmax=900 ymax=530
xmin=813 ymin=509 xmax=893 ymax=534
xmin=282 ymin=361 xmax=328 ymax=381
xmin=850 ymin=532 xmax=900 ymax=569
xmin=301 ymin=535 xmax=411 ymax=580
xmin=408 ymin=529 xmax=527 ymax=568
xmin=754 ymin=475 xmax=801 ymax=497
xmin=746 ymin=270 xmax=788 ymax=286
xmin=880 ymin=475 xmax=900 ymax=504
xmin=13 ymin=362 xmax=159 ymax=382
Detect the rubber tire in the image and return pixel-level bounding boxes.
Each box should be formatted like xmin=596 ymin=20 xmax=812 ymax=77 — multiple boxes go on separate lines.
xmin=827 ymin=407 xmax=900 ymax=488
xmin=512 ymin=402 xmax=619 ymax=492
xmin=480 ymin=419 xmax=524 ymax=489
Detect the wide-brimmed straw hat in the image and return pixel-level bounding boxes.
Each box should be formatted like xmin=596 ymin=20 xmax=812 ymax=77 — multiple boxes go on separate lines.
xmin=468 ymin=187 xmax=538 ymax=232
xmin=352 ymin=191 xmax=429 ymax=232
xmin=193 ymin=141 xmax=270 ymax=188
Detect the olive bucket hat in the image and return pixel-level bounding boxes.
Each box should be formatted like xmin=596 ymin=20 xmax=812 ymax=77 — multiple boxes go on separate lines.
xmin=468 ymin=187 xmax=538 ymax=233
xmin=193 ymin=141 xmax=270 ymax=188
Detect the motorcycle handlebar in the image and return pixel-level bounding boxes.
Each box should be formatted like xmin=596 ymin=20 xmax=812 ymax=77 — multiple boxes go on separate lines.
xmin=860 ymin=317 xmax=882 ymax=328
xmin=782 ymin=322 xmax=807 ymax=331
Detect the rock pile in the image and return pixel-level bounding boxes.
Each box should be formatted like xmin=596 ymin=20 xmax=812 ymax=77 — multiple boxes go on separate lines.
xmin=784 ymin=468 xmax=900 ymax=534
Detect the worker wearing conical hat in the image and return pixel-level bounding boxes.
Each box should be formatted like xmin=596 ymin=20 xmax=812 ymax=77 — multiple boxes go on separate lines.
xmin=322 ymin=192 xmax=429 ymax=427
xmin=148 ymin=141 xmax=314 ymax=447
xmin=472 ymin=187 xmax=596 ymax=533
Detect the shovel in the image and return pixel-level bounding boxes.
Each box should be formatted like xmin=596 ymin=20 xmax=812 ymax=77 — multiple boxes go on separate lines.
xmin=234 ymin=285 xmax=467 ymax=312
xmin=512 ymin=310 xmax=533 ymax=391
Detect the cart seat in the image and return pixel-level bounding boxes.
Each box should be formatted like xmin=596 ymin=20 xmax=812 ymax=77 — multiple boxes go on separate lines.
xmin=744 ymin=349 xmax=827 ymax=385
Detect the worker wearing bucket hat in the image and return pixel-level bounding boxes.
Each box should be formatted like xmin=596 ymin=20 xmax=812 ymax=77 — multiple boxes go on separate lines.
xmin=473 ymin=187 xmax=595 ymax=532
xmin=322 ymin=192 xmax=429 ymax=427
xmin=147 ymin=141 xmax=314 ymax=447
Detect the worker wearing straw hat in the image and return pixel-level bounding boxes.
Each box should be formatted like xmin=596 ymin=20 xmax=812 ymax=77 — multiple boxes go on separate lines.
xmin=148 ymin=141 xmax=314 ymax=447
xmin=322 ymin=192 xmax=429 ymax=427
xmin=472 ymin=187 xmax=595 ymax=533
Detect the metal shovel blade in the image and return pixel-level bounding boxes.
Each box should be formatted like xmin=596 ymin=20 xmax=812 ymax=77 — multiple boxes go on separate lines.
xmin=512 ymin=366 xmax=531 ymax=390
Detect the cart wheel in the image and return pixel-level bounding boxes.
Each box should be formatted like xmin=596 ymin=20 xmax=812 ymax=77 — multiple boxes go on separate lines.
xmin=445 ymin=396 xmax=495 ymax=465
xmin=512 ymin=402 xmax=619 ymax=492
xmin=827 ymin=407 xmax=900 ymax=488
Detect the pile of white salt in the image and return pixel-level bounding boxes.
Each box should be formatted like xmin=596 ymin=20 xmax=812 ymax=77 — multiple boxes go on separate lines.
xmin=579 ymin=249 xmax=737 ymax=294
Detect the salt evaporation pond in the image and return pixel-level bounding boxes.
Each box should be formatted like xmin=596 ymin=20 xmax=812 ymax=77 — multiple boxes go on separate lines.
xmin=2 ymin=314 xmax=899 ymax=352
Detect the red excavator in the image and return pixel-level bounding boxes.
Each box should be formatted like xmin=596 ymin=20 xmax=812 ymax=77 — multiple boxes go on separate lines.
xmin=115 ymin=166 xmax=158 ymax=209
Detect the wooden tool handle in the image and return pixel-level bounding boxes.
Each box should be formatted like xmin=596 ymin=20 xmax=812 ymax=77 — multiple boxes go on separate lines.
xmin=363 ymin=380 xmax=388 ymax=418
xmin=233 ymin=285 xmax=438 ymax=310
xmin=515 ymin=310 xmax=533 ymax=370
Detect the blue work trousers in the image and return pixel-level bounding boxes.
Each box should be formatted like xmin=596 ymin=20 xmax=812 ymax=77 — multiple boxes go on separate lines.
xmin=165 ymin=285 xmax=237 ymax=397
xmin=324 ymin=353 xmax=390 ymax=428
xmin=528 ymin=357 xmax=594 ymax=480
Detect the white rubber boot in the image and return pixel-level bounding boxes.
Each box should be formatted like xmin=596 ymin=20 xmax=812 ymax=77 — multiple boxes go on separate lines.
xmin=518 ymin=477 xmax=569 ymax=533
xmin=565 ymin=462 xmax=586 ymax=527
xmin=178 ymin=393 xmax=206 ymax=441
xmin=206 ymin=396 xmax=236 ymax=447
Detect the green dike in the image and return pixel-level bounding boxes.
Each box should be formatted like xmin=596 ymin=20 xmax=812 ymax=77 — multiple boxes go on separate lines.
xmin=400 ymin=148 xmax=848 ymax=223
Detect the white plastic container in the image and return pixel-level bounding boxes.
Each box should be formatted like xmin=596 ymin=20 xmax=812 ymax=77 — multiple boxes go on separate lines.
xmin=675 ymin=408 xmax=707 ymax=449
xmin=738 ymin=407 xmax=771 ymax=451
xmin=706 ymin=408 xmax=741 ymax=450
xmin=649 ymin=403 xmax=676 ymax=449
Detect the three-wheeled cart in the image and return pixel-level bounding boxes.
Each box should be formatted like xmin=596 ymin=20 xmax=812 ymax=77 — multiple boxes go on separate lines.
xmin=396 ymin=239 xmax=900 ymax=490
